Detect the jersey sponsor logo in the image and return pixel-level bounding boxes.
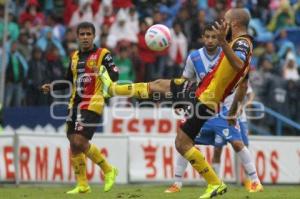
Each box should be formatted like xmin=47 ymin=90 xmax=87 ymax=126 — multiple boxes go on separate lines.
xmin=222 ymin=128 xmax=229 ymax=137
xmin=78 ymin=75 xmax=92 ymax=83
xmin=215 ymin=134 xmax=223 ymax=144
xmin=87 ymin=60 xmax=96 ymax=68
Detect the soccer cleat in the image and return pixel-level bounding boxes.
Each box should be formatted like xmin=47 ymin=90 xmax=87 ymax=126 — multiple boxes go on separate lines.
xmin=66 ymin=185 xmax=91 ymax=194
xmin=249 ymin=181 xmax=263 ymax=193
xmin=199 ymin=182 xmax=227 ymax=199
xmin=98 ymin=65 xmax=113 ymax=98
xmin=243 ymin=178 xmax=251 ymax=191
xmin=104 ymin=166 xmax=118 ymax=192
xmin=164 ymin=183 xmax=182 ymax=193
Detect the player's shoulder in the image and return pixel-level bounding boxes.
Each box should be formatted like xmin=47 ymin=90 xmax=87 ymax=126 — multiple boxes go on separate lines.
xmin=70 ymin=50 xmax=79 ymax=59
xmin=232 ymin=35 xmax=253 ymax=53
xmin=188 ymin=48 xmax=202 ymax=61
xmin=232 ymin=35 xmax=253 ymax=47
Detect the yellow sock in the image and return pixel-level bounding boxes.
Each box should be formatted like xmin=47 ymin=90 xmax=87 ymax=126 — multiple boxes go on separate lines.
xmin=109 ymin=82 xmax=150 ymax=99
xmin=184 ymin=147 xmax=221 ymax=185
xmin=85 ymin=144 xmax=112 ymax=174
xmin=71 ymin=153 xmax=88 ymax=187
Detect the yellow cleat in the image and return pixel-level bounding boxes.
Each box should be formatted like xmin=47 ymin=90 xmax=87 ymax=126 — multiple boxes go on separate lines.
xmin=199 ymin=182 xmax=227 ymax=199
xmin=104 ymin=166 xmax=118 ymax=192
xmin=243 ymin=178 xmax=251 ymax=191
xmin=66 ymin=185 xmax=91 ymax=194
xmin=249 ymin=181 xmax=263 ymax=193
xmin=164 ymin=183 xmax=181 ymax=193
xmin=98 ymin=65 xmax=113 ymax=98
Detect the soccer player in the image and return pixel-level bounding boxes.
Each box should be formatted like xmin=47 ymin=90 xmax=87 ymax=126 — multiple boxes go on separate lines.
xmin=41 ymin=22 xmax=119 ymax=194
xmin=165 ymin=84 xmax=260 ymax=193
xmin=100 ymin=8 xmax=261 ymax=198
xmin=164 ymin=22 xmax=260 ymax=193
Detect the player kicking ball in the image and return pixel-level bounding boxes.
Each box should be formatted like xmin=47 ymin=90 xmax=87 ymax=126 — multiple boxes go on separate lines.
xmin=163 ymin=22 xmax=261 ymax=193
xmin=99 ymin=8 xmax=263 ymax=198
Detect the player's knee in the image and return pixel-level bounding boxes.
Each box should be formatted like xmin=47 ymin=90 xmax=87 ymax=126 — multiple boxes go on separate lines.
xmin=175 ymin=128 xmax=193 ymax=155
xmin=231 ymin=141 xmax=244 ymax=152
xmin=70 ymin=135 xmax=88 ymax=152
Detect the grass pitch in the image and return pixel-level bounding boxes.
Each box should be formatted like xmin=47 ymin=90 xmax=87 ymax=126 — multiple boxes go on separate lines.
xmin=1 ymin=184 xmax=300 ymax=199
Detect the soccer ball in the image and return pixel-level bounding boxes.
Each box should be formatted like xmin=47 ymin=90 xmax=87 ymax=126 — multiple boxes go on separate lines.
xmin=145 ymin=24 xmax=171 ymax=51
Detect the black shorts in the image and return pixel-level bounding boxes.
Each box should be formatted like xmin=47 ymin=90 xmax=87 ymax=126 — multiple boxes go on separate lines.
xmin=66 ymin=109 xmax=102 ymax=140
xmin=180 ymin=102 xmax=214 ymax=141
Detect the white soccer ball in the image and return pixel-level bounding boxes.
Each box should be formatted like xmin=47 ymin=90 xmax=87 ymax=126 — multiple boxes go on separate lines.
xmin=145 ymin=24 xmax=171 ymax=51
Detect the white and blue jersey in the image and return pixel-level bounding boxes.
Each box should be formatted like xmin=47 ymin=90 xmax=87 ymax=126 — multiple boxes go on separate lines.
xmin=182 ymin=46 xmax=249 ymax=147
xmin=182 ymin=47 xmax=221 ymax=81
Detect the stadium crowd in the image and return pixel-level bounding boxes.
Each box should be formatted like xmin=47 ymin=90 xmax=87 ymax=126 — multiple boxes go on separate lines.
xmin=0 ymin=0 xmax=300 ymax=128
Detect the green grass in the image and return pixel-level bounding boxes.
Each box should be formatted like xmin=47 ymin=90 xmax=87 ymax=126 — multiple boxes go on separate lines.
xmin=1 ymin=184 xmax=300 ymax=199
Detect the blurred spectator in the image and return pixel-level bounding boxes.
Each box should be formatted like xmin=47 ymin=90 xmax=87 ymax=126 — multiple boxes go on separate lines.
xmin=62 ymin=28 xmax=77 ymax=56
xmin=130 ymin=43 xmax=142 ymax=82
xmin=175 ymin=7 xmax=192 ymax=43
xmin=26 ymin=47 xmax=49 ymax=106
xmin=286 ymin=80 xmax=300 ymax=121
xmin=250 ymin=58 xmax=275 ymax=103
xmin=45 ymin=45 xmax=66 ymax=102
xmin=69 ymin=0 xmax=93 ymax=27
xmin=17 ymin=32 xmax=32 ymax=61
xmin=0 ymin=6 xmax=20 ymax=41
xmin=46 ymin=46 xmax=65 ymax=82
xmin=46 ymin=14 xmax=66 ymax=41
xmin=260 ymin=42 xmax=280 ymax=72
xmin=94 ymin=1 xmax=115 ymax=28
xmin=276 ymin=29 xmax=296 ymax=59
xmin=19 ymin=0 xmax=45 ymax=28
xmin=207 ymin=0 xmax=228 ymax=22
xmin=63 ymin=0 xmax=79 ymax=25
xmin=115 ymin=45 xmax=135 ymax=82
xmin=107 ymin=9 xmax=138 ymax=49
xmin=282 ymin=51 xmax=300 ymax=81
xmin=166 ymin=21 xmax=187 ymax=78
xmin=157 ymin=1 xmax=182 ymax=28
xmin=268 ymin=2 xmax=295 ymax=32
xmin=36 ymin=27 xmax=66 ymax=58
xmin=5 ymin=41 xmax=28 ymax=107
xmin=127 ymin=6 xmax=139 ymax=35
xmin=293 ymin=0 xmax=300 ymax=25
xmin=250 ymin=0 xmax=272 ymax=25
xmin=190 ymin=10 xmax=207 ymax=49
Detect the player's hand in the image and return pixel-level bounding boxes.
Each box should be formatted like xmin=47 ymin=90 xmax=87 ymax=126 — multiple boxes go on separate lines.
xmin=212 ymin=20 xmax=228 ymax=44
xmin=40 ymin=84 xmax=51 ymax=94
